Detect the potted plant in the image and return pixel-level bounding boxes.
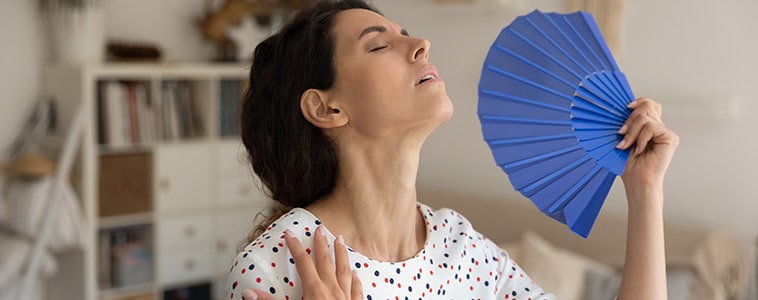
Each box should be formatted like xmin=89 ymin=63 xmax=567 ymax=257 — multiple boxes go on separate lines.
xmin=40 ymin=0 xmax=105 ymax=64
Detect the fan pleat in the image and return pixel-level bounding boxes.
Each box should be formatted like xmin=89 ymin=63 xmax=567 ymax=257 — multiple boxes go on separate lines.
xmin=493 ymin=45 xmax=577 ymax=88
xmin=563 ymin=170 xmax=615 ymax=237
xmin=506 ymin=149 xmax=587 ymax=191
xmin=546 ymin=164 xmax=603 ymax=213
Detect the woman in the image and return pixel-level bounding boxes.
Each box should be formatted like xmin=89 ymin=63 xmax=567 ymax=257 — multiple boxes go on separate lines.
xmin=227 ymin=1 xmax=679 ymax=299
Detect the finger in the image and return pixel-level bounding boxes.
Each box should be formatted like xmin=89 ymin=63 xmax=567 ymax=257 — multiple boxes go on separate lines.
xmin=619 ymin=98 xmax=661 ymax=135
xmin=633 ymin=123 xmax=656 ymax=155
xmin=242 ymin=289 xmax=275 ymax=300
xmin=313 ymin=226 xmax=337 ymax=283
xmin=334 ymin=235 xmax=352 ymax=295
xmin=283 ymin=229 xmax=321 ymax=289
xmin=627 ymin=98 xmax=662 ymax=122
xmin=241 ymin=289 xmax=257 ymax=300
xmin=617 ymin=111 xmax=659 ymax=150
xmin=351 ymin=271 xmax=364 ymax=300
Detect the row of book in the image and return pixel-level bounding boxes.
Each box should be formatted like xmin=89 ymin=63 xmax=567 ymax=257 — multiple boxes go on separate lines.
xmin=96 ymin=80 xmax=204 ymax=147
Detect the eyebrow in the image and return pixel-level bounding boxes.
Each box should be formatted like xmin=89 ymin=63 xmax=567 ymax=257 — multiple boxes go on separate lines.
xmin=358 ymin=26 xmax=386 ymax=40
xmin=357 ymin=26 xmax=410 ymax=40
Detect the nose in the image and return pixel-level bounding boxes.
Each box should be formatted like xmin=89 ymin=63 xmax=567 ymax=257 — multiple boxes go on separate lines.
xmin=410 ymin=38 xmax=431 ymax=62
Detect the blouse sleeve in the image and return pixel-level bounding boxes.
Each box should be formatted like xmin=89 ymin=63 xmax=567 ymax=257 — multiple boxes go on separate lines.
xmin=225 ymin=250 xmax=286 ymax=300
xmin=494 ymin=250 xmax=557 ymax=300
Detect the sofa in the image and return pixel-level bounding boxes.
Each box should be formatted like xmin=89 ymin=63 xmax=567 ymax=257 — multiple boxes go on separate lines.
xmin=421 ymin=189 xmax=750 ymax=300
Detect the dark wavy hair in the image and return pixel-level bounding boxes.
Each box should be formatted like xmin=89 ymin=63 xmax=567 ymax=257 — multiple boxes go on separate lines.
xmin=241 ymin=0 xmax=380 ymax=243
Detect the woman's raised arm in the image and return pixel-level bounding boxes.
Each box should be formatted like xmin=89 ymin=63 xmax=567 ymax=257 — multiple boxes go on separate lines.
xmin=615 ymin=98 xmax=679 ymax=299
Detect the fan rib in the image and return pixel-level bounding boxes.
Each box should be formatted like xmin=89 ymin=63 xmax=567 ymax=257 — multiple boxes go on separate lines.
xmin=561 ymin=16 xmax=609 ymax=71
xmin=570 ymin=102 xmax=627 ymax=124
xmin=595 ymin=73 xmax=627 ymax=105
xmin=547 ymin=164 xmax=602 ymax=213
xmin=522 ymin=155 xmax=592 ymax=194
xmin=480 ymin=115 xmax=571 ymax=126
xmin=543 ymin=14 xmax=600 ymax=73
xmin=578 ymin=80 xmax=628 ymax=115
xmin=574 ymin=128 xmax=619 ymax=142
xmin=508 ymin=29 xmax=584 ymax=79
xmin=481 ymin=89 xmax=571 ymax=113
xmin=570 ymin=118 xmax=619 ymax=131
xmin=485 ymin=65 xmax=573 ymax=102
xmin=504 ymin=144 xmax=583 ymax=170
xmin=576 ymin=13 xmax=620 ymax=71
xmin=488 ymin=133 xmax=576 ymax=147
xmin=525 ymin=18 xmax=592 ymax=75
xmin=493 ymin=45 xmax=577 ymax=88
xmin=613 ymin=72 xmax=636 ymax=100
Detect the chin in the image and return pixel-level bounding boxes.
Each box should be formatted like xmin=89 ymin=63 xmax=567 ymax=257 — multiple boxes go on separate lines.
xmin=435 ymin=94 xmax=454 ymax=126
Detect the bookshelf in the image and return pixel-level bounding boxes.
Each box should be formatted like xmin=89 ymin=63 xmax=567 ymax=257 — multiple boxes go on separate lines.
xmin=42 ymin=63 xmax=272 ymax=300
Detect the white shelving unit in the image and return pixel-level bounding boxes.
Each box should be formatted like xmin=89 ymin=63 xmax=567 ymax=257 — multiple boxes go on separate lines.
xmin=42 ymin=63 xmax=271 ymax=300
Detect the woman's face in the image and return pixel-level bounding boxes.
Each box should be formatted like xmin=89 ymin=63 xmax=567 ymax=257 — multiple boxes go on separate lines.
xmin=326 ymin=9 xmax=453 ymax=142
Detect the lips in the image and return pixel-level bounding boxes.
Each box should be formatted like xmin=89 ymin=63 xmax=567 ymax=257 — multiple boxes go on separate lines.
xmin=416 ymin=65 xmax=440 ymax=85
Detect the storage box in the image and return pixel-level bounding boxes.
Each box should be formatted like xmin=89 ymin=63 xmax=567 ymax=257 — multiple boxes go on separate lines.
xmin=99 ymin=153 xmax=152 ymax=217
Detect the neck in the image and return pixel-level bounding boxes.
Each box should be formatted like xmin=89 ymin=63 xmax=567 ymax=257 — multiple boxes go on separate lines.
xmin=306 ymin=138 xmax=426 ymax=262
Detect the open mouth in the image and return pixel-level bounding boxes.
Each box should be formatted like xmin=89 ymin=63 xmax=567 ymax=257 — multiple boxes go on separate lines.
xmin=418 ymin=74 xmax=435 ymax=85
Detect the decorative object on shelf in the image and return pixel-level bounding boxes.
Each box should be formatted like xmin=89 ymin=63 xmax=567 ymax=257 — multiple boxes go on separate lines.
xmin=106 ymin=40 xmax=162 ymax=62
xmin=477 ymin=10 xmax=634 ymax=238
xmin=2 ymin=153 xmax=55 ymax=179
xmin=2 ymin=97 xmax=56 ymax=177
xmin=40 ymin=0 xmax=104 ymax=64
xmin=197 ymin=0 xmax=318 ymax=62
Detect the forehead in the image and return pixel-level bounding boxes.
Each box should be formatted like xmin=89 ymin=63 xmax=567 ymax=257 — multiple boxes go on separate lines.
xmin=331 ymin=8 xmax=396 ymax=40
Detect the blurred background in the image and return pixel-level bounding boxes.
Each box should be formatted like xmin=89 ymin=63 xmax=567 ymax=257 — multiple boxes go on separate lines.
xmin=1 ymin=0 xmax=756 ymax=299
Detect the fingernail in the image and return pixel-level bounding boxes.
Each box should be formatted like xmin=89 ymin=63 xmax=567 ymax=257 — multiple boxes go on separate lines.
xmin=243 ymin=291 xmax=258 ymax=300
xmin=618 ymin=124 xmax=628 ymax=134
xmin=318 ymin=226 xmax=326 ymax=237
xmin=337 ymin=235 xmax=344 ymax=245
xmin=615 ymin=140 xmax=625 ymax=149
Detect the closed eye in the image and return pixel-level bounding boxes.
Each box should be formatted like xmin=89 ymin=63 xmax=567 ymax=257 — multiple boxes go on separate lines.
xmin=370 ymin=45 xmax=387 ymax=52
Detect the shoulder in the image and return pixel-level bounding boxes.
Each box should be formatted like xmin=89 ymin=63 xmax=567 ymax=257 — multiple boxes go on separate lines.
xmin=419 ymin=202 xmax=508 ymax=261
xmin=225 ymin=208 xmax=321 ymax=300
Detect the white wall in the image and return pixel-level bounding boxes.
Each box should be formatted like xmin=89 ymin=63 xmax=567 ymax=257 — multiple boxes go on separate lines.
xmin=0 ymin=0 xmax=46 ymax=164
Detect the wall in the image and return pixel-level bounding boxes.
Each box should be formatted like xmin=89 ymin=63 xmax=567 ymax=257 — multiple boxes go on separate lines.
xmin=0 ymin=0 xmax=46 ymax=166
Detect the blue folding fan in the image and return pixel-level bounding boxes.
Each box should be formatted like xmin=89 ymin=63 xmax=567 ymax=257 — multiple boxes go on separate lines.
xmin=477 ymin=10 xmax=635 ymax=238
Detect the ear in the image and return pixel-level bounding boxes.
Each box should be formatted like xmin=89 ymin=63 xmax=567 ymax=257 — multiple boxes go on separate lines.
xmin=300 ymin=88 xmax=348 ymax=129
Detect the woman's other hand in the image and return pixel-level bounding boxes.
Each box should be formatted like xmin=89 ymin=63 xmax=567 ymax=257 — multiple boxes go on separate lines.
xmin=242 ymin=226 xmax=363 ymax=300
